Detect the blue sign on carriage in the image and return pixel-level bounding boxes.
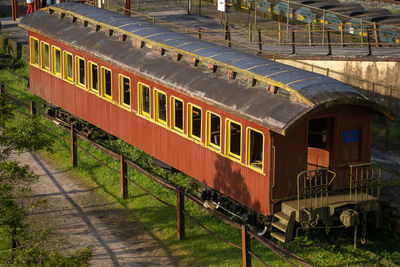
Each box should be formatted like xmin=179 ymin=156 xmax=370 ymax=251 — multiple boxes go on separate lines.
xmin=343 ymin=129 xmax=360 ymax=144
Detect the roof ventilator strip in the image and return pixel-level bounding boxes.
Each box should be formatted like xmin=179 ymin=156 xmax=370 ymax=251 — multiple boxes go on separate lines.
xmin=227 ymin=69 xmax=236 ymax=79
xmin=152 ymin=46 xmax=165 ymax=56
xmin=247 ymin=76 xmax=257 ymax=87
xmin=57 ymin=12 xmax=65 ymax=19
xmin=132 ymin=39 xmax=144 ymax=48
xmin=118 ymin=34 xmax=127 ymax=41
xmin=105 ymin=28 xmax=113 ymax=36
xmin=174 ymin=52 xmax=182 ymax=61
xmin=268 ymin=85 xmax=278 ymax=94
xmin=82 ymin=20 xmax=88 ymax=27
xmin=208 ymin=63 xmax=217 ymax=73
xmin=93 ymin=24 xmax=101 ymax=32
xmin=191 ymin=58 xmax=199 ymax=67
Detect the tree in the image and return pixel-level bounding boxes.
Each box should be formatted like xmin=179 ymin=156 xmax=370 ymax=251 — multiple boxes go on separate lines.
xmin=0 ymin=90 xmax=92 ymax=265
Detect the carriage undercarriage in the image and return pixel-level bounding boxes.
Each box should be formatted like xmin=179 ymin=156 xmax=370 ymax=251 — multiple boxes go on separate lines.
xmin=271 ymin=163 xmax=381 ymax=243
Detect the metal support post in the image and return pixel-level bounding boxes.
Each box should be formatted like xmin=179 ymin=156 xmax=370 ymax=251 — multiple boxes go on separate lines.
xmin=124 ymin=0 xmax=131 ymax=16
xmin=242 ymin=225 xmax=251 ymax=267
xmin=367 ymin=29 xmax=371 ymax=56
xmin=12 ymin=0 xmax=19 ymax=21
xmin=177 ymin=187 xmax=185 ymax=240
xmin=373 ymin=22 xmax=379 ymax=47
xmin=340 ymin=22 xmax=344 ymax=47
xmin=308 ymin=23 xmax=312 ymax=46
xmin=291 ymin=29 xmax=295 ymax=54
xmin=30 ymin=101 xmax=36 ymax=116
xmin=327 ymin=30 xmax=332 ymax=56
xmin=70 ymin=124 xmax=77 ymax=167
xmin=187 ymin=0 xmax=191 ymax=15
xmin=278 ymin=22 xmax=281 ymax=45
xmin=120 ymin=155 xmax=128 ymax=199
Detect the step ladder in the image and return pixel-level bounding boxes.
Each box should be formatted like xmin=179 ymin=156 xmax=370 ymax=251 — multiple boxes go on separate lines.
xmin=270 ymin=210 xmax=296 ymax=243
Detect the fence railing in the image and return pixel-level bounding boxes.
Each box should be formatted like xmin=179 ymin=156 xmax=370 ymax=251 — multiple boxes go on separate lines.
xmin=0 ymin=85 xmax=313 ymax=267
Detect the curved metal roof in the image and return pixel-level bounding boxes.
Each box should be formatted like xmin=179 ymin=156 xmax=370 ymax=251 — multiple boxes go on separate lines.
xmin=19 ymin=3 xmax=392 ymax=135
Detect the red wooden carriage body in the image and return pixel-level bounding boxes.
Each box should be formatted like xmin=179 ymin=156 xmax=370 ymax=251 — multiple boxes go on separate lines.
xmin=20 ymin=3 xmax=393 ymax=241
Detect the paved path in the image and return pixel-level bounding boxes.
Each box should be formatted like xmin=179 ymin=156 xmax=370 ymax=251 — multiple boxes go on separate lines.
xmin=12 ymin=152 xmax=178 ymax=267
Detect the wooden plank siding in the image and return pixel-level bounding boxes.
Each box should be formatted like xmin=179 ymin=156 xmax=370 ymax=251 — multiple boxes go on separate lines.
xmin=28 ymin=31 xmax=272 ymax=216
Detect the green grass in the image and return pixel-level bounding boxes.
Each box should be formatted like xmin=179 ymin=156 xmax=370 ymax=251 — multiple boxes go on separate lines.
xmin=1 ymin=52 xmax=400 ymax=266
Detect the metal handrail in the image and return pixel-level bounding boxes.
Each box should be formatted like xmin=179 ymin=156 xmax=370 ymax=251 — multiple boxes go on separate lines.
xmin=297 ymin=168 xmax=336 ymax=212
xmin=349 ymin=162 xmax=381 ymax=202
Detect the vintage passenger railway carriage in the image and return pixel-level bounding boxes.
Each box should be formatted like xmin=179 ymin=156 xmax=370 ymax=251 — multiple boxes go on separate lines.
xmin=20 ymin=3 xmax=393 ymax=242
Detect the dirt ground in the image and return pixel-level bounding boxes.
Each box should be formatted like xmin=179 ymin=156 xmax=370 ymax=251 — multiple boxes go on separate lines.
xmin=10 ymin=151 xmax=179 ymax=267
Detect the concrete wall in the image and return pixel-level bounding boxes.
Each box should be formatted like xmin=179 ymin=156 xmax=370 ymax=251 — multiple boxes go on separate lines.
xmin=278 ymin=59 xmax=400 ymax=119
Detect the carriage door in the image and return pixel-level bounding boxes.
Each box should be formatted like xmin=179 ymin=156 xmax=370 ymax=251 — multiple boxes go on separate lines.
xmin=307 ymin=118 xmax=333 ymax=170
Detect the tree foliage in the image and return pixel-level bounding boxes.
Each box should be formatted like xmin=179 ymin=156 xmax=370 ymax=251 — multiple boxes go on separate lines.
xmin=0 ymin=93 xmax=92 ymax=265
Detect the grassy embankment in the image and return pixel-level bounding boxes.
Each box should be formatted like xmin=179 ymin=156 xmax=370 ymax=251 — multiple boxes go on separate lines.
xmin=1 ymin=53 xmax=400 ymax=266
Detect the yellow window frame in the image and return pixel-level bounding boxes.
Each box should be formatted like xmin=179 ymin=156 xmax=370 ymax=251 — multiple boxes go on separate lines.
xmin=52 ymin=46 xmax=61 ymax=77
xmin=154 ymin=89 xmax=167 ymax=125
xmin=40 ymin=41 xmax=50 ymax=71
xmin=119 ymin=74 xmax=131 ymax=108
xmin=101 ymin=66 xmax=112 ymax=100
xmin=170 ymin=96 xmax=184 ymax=133
xmin=188 ymin=103 xmax=202 ymax=141
xmin=138 ymin=82 xmax=151 ymax=118
xmin=206 ymin=111 xmax=221 ymax=151
xmin=225 ymin=119 xmax=242 ymax=161
xmin=88 ymin=61 xmax=99 ymax=93
xmin=30 ymin=37 xmax=39 ymax=66
xmin=75 ymin=56 xmax=86 ymax=89
xmin=246 ymin=127 xmax=265 ymax=172
xmin=63 ymin=51 xmax=74 ymax=82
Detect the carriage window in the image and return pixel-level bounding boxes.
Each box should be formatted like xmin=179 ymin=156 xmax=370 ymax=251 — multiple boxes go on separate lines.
xmin=41 ymin=42 xmax=50 ymax=71
xmin=63 ymin=51 xmax=73 ymax=82
xmin=247 ymin=128 xmax=264 ymax=170
xmin=155 ymin=89 xmax=167 ymax=125
xmin=171 ymin=97 xmax=184 ymax=132
xmin=207 ymin=112 xmax=221 ymax=151
xmin=188 ymin=104 xmax=202 ymax=141
xmin=119 ymin=75 xmax=131 ymax=107
xmin=139 ymin=83 xmax=151 ymax=117
xmin=308 ymin=118 xmax=329 ymax=149
xmin=30 ymin=37 xmax=39 ymax=66
xmin=52 ymin=46 xmax=61 ymax=77
xmin=89 ymin=62 xmax=98 ymax=92
xmin=76 ymin=56 xmax=86 ymax=88
xmin=226 ymin=119 xmax=241 ymax=160
xmin=101 ymin=67 xmax=112 ymax=100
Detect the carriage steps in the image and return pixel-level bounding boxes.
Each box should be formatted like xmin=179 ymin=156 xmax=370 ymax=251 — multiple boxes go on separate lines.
xmin=270 ymin=207 xmax=296 ymax=243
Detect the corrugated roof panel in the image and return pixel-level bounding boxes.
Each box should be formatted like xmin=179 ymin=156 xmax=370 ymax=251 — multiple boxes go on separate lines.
xmin=210 ymin=51 xmax=250 ymax=63
xmin=196 ymin=46 xmax=232 ymax=57
xmin=176 ymin=41 xmax=214 ymax=53
xmin=134 ymin=28 xmax=167 ymax=38
xmin=268 ymin=69 xmax=321 ymax=84
xmin=162 ymin=37 xmax=196 ymax=47
xmin=230 ymin=56 xmax=271 ymax=70
xmin=146 ymin=32 xmax=182 ymax=42
xmin=19 ymin=3 xmax=388 ymax=133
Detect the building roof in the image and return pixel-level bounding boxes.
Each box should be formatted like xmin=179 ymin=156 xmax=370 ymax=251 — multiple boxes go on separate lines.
xmin=19 ymin=3 xmax=392 ymax=135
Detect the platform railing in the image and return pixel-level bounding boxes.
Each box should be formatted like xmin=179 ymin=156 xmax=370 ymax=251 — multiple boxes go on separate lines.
xmin=297 ymin=168 xmax=336 ymax=212
xmin=349 ymin=162 xmax=381 ymax=202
